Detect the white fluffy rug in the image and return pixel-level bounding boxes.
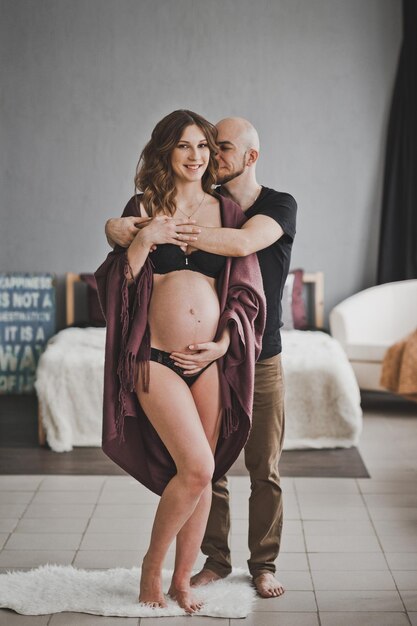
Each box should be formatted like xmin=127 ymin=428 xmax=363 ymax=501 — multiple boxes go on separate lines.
xmin=0 ymin=565 xmax=255 ymax=618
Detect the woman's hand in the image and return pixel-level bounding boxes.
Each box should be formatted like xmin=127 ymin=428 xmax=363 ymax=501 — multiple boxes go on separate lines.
xmin=170 ymin=330 xmax=231 ymax=375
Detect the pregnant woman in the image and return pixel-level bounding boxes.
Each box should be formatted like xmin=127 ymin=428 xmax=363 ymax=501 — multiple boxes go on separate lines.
xmin=95 ymin=110 xmax=265 ymax=613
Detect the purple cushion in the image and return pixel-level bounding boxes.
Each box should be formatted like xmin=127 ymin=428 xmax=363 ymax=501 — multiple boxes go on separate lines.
xmin=282 ymin=269 xmax=308 ymax=330
xmin=291 ymin=268 xmax=308 ymax=329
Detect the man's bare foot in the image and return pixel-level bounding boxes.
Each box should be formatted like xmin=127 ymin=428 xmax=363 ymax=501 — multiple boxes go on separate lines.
xmin=190 ymin=567 xmax=224 ymax=587
xmin=139 ymin=557 xmax=167 ymax=608
xmin=168 ymin=580 xmax=203 ymax=614
xmin=253 ymin=572 xmax=285 ymax=598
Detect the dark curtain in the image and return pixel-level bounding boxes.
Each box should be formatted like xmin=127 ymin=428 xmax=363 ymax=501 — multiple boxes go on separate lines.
xmin=377 ymin=0 xmax=417 ymax=283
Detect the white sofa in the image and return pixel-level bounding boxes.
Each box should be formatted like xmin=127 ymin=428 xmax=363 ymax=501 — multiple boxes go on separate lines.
xmin=329 ymin=280 xmax=417 ymax=391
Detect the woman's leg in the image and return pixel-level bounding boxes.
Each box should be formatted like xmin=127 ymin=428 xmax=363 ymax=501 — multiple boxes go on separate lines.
xmin=168 ymin=362 xmax=222 ymax=604
xmin=137 ymin=361 xmax=215 ymax=611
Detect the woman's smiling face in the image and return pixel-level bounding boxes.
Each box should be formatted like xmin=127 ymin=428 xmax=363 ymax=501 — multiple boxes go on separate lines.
xmin=170 ymin=124 xmax=210 ymax=184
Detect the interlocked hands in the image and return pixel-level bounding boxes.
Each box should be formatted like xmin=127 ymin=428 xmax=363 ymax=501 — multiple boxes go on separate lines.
xmin=106 ymin=216 xmax=201 ymax=251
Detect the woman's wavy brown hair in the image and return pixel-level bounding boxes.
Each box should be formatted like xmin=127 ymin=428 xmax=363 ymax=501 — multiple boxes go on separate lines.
xmin=135 ymin=110 xmax=218 ymax=217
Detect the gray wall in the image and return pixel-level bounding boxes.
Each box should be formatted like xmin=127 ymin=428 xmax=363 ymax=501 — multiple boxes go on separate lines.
xmin=1 ymin=0 xmax=401 ymax=327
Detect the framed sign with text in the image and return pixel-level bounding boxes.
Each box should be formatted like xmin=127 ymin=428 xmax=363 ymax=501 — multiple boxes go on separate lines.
xmin=0 ymin=273 xmax=56 ymax=394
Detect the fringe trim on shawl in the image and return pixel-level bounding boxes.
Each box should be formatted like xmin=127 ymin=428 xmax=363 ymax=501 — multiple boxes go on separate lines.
xmin=219 ymin=359 xmax=240 ymax=438
xmin=221 ymin=406 xmax=240 ymax=439
xmin=116 ymin=259 xmax=152 ymax=441
xmin=137 ymin=327 xmax=151 ymax=391
xmin=115 ymin=272 xmax=130 ymax=441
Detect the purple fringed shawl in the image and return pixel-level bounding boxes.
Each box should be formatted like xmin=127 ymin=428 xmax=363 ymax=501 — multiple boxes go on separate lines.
xmin=95 ymin=193 xmax=266 ymax=495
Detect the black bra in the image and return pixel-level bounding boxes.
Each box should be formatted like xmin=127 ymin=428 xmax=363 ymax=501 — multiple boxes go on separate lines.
xmin=150 ymin=244 xmax=226 ymax=278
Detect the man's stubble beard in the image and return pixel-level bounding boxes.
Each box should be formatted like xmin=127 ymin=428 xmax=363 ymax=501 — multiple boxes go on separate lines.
xmin=216 ymin=154 xmax=247 ymax=185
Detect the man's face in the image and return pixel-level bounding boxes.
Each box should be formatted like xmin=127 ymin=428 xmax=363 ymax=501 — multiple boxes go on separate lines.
xmin=215 ymin=122 xmax=248 ymax=184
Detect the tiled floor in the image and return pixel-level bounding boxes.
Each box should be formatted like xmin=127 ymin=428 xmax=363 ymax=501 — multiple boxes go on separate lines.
xmin=0 ymin=402 xmax=417 ymax=625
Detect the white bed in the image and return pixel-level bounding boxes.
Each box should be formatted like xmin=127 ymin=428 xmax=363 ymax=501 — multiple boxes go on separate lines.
xmin=35 ymin=272 xmax=362 ymax=452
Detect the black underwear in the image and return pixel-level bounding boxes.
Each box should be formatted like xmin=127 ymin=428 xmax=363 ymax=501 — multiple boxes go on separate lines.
xmin=149 ymin=347 xmax=211 ymax=388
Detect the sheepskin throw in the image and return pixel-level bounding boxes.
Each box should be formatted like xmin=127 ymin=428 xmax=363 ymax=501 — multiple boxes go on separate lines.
xmin=0 ymin=565 xmax=255 ymax=618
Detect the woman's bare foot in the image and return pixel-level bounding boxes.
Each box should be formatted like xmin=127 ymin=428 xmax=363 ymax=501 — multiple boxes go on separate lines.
xmin=190 ymin=567 xmax=224 ymax=586
xmin=253 ymin=572 xmax=285 ymax=598
xmin=139 ymin=556 xmax=167 ymax=608
xmin=168 ymin=579 xmax=203 ymax=614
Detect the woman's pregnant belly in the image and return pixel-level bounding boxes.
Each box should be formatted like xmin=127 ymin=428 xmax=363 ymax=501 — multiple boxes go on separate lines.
xmin=149 ymin=271 xmax=220 ymax=352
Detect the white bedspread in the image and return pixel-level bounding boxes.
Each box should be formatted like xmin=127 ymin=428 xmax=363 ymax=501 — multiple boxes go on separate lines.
xmin=36 ymin=327 xmax=362 ymax=452
xmin=35 ymin=327 xmax=105 ymax=452
xmin=281 ymin=330 xmax=362 ymax=449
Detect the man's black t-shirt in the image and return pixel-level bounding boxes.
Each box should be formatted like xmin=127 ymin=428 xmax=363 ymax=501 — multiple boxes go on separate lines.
xmin=220 ymin=186 xmax=297 ymax=360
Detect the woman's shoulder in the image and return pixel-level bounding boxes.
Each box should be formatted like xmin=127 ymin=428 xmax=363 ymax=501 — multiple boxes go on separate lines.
xmin=121 ymin=193 xmax=144 ymax=217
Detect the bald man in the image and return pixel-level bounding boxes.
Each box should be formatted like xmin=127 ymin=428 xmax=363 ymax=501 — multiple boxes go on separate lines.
xmin=104 ymin=117 xmax=297 ymax=598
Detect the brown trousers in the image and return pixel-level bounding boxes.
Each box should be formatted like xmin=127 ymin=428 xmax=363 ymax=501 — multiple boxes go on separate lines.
xmin=202 ymin=353 xmax=285 ymax=577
